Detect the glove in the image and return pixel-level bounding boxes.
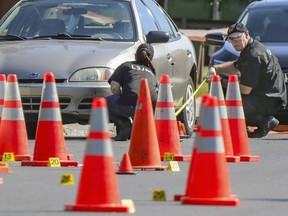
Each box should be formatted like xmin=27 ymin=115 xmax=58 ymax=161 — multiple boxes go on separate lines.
xmin=205 ymin=67 xmax=216 ymax=81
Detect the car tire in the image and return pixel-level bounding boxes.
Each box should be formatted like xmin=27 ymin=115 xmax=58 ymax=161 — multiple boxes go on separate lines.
xmin=26 ymin=122 xmax=37 ymax=140
xmin=177 ymin=76 xmax=196 ymax=137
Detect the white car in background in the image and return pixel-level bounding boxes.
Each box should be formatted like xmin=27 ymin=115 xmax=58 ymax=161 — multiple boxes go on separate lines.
xmin=0 ymin=0 xmax=198 ymax=138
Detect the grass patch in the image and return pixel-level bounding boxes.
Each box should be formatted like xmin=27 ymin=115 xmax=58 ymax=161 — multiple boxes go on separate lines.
xmin=195 ymin=66 xmax=209 ymax=97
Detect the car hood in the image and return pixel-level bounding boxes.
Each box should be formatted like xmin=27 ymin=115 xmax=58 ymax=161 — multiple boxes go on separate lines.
xmin=0 ymin=40 xmax=135 ymax=79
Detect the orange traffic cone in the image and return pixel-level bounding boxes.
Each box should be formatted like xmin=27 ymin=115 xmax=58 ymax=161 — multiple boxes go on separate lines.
xmin=155 ymin=75 xmax=190 ymax=161
xmin=174 ymin=94 xmax=209 ymax=201
xmin=181 ymin=95 xmax=239 ymax=206
xmin=65 ymin=98 xmax=132 ymax=213
xmin=0 ymin=74 xmax=6 ymax=124
xmin=0 ymin=162 xmax=10 ymax=173
xmin=226 ymin=75 xmax=260 ymax=162
xmin=210 ymin=75 xmax=240 ymax=163
xmin=128 ymin=78 xmax=165 ymax=170
xmin=177 ymin=121 xmax=190 ymax=138
xmin=116 ymin=153 xmax=135 ymax=175
xmin=21 ymin=72 xmax=78 ymax=167
xmin=0 ymin=74 xmax=31 ymax=161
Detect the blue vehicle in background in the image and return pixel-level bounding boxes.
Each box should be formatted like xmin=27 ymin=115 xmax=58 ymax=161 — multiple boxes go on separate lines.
xmin=206 ymin=0 xmax=288 ymax=124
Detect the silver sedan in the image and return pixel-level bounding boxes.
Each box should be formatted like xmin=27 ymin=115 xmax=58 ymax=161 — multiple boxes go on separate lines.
xmin=0 ymin=0 xmax=198 ymax=138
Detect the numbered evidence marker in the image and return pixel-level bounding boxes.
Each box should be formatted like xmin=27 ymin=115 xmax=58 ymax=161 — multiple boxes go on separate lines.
xmin=152 ymin=189 xmax=167 ymax=201
xmin=164 ymin=152 xmax=174 ymax=161
xmin=48 ymin=158 xmax=61 ymax=167
xmin=60 ymin=174 xmax=74 ymax=185
xmin=0 ymin=162 xmax=8 ymax=167
xmin=167 ymin=161 xmax=180 ymax=172
xmin=2 ymin=152 xmax=15 ymax=162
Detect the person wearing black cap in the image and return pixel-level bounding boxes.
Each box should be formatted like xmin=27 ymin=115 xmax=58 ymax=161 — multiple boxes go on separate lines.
xmin=106 ymin=43 xmax=158 ymax=141
xmin=206 ymin=23 xmax=287 ymax=138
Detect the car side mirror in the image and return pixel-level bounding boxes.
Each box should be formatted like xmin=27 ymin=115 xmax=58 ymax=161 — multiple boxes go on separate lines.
xmin=146 ymin=31 xmax=169 ymax=44
xmin=205 ymin=32 xmax=225 ymax=46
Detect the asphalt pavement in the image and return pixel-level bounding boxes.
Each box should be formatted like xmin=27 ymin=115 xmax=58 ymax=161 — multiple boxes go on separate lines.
xmin=0 ymin=131 xmax=288 ymax=216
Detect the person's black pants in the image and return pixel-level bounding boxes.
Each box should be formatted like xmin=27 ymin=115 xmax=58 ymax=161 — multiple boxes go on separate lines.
xmin=241 ymin=94 xmax=280 ymax=127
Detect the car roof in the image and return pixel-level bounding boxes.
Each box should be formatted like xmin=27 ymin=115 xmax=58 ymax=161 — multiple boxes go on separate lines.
xmin=21 ymin=0 xmax=131 ymax=2
xmin=247 ymin=0 xmax=288 ymax=9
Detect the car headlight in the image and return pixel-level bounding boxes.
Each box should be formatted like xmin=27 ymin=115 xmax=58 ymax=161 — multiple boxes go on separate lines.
xmin=69 ymin=68 xmax=114 ymax=81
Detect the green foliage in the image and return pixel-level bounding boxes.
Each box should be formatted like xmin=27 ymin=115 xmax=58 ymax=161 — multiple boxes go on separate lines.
xmin=195 ymin=66 xmax=209 ymax=97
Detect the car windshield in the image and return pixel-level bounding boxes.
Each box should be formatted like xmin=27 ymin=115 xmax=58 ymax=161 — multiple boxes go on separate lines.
xmin=241 ymin=7 xmax=288 ymax=43
xmin=0 ymin=0 xmax=135 ymax=41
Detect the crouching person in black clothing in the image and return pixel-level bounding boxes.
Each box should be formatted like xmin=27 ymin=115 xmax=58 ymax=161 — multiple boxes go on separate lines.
xmin=106 ymin=43 xmax=158 ymax=141
xmin=207 ymin=23 xmax=287 ymax=138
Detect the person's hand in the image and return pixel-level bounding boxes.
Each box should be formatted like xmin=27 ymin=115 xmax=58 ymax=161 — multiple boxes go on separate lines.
xmin=205 ymin=67 xmax=216 ymax=81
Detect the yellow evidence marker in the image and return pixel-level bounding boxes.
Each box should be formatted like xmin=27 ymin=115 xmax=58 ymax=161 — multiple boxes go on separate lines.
xmin=2 ymin=152 xmax=15 ymax=162
xmin=48 ymin=158 xmax=61 ymax=167
xmin=152 ymin=190 xmax=167 ymax=201
xmin=121 ymin=199 xmax=136 ymax=213
xmin=60 ymin=174 xmax=74 ymax=185
xmin=167 ymin=161 xmax=180 ymax=172
xmin=164 ymin=152 xmax=174 ymax=161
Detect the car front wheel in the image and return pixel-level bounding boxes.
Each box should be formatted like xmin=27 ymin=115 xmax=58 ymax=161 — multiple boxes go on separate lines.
xmin=177 ymin=77 xmax=196 ymax=137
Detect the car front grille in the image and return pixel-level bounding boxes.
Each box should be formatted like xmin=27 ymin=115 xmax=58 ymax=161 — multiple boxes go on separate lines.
xmin=22 ymin=97 xmax=71 ymax=111
xmin=78 ymin=98 xmax=93 ymax=109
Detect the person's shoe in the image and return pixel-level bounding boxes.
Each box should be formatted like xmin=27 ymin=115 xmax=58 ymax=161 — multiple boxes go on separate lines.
xmin=114 ymin=121 xmax=132 ymax=141
xmin=248 ymin=116 xmax=279 ymax=138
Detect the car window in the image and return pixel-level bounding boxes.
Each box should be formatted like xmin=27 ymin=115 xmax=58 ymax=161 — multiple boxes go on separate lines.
xmin=0 ymin=1 xmax=135 ymax=41
xmin=135 ymin=0 xmax=158 ymax=36
xmin=241 ymin=7 xmax=288 ymax=42
xmin=142 ymin=0 xmax=177 ymax=39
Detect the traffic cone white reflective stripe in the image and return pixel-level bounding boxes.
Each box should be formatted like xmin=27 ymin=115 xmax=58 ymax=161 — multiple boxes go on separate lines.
xmin=225 ymin=75 xmax=259 ymax=162
xmin=0 ymin=75 xmax=6 ymax=122
xmin=0 ymin=74 xmax=31 ymax=161
xmin=2 ymin=76 xmax=25 ymax=121
xmin=154 ymin=76 xmax=176 ymax=120
xmin=210 ymin=75 xmax=239 ymax=162
xmin=86 ymin=99 xmax=112 ymax=156
xmin=65 ymin=98 xmax=132 ymax=213
xmin=199 ymin=97 xmax=224 ymax=153
xmin=174 ymin=94 xmax=209 ymax=201
xmin=181 ymin=95 xmax=239 ymax=206
xmin=21 ymin=72 xmax=78 ymax=167
xmin=38 ymin=80 xmax=62 ymax=121
xmin=155 ymin=74 xmax=190 ymax=161
xmin=225 ymin=75 xmax=245 ymax=119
